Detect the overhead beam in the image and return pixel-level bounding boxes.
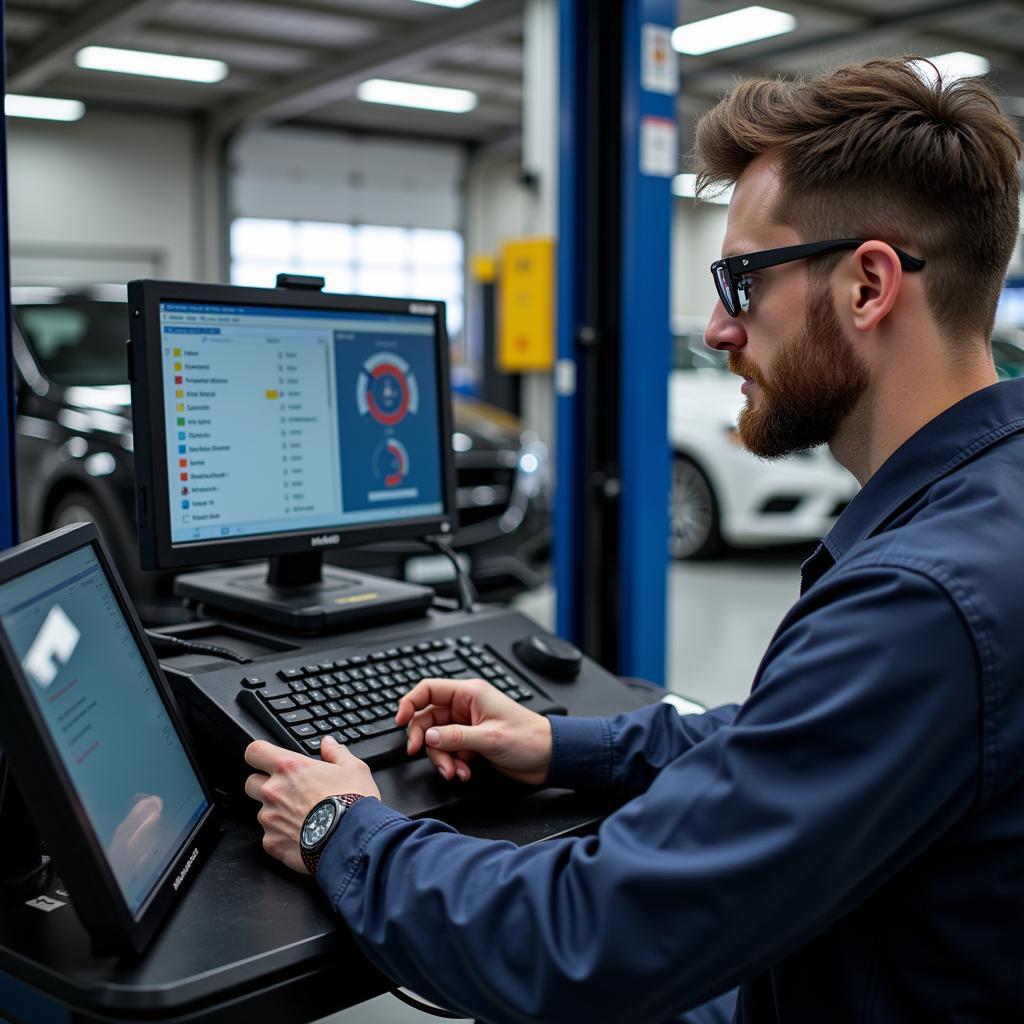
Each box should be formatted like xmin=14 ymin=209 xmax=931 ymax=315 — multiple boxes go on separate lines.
xmin=7 ymin=0 xmax=165 ymax=93
xmin=208 ymin=0 xmax=524 ymax=135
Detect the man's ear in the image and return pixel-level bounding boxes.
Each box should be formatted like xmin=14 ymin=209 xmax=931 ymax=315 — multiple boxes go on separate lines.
xmin=844 ymin=241 xmax=903 ymax=332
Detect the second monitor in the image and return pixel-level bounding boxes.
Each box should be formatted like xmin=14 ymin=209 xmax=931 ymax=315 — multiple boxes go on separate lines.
xmin=128 ymin=280 xmax=457 ymax=632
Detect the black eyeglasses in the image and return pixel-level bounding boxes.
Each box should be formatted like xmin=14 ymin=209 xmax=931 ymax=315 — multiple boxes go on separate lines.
xmin=710 ymin=239 xmax=926 ymax=318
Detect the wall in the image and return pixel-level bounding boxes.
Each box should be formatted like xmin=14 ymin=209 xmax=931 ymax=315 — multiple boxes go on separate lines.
xmin=7 ymin=110 xmax=201 ymax=286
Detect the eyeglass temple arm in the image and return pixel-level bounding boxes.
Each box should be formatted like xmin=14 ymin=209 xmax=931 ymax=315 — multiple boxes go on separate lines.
xmin=727 ymin=240 xmax=925 ymax=275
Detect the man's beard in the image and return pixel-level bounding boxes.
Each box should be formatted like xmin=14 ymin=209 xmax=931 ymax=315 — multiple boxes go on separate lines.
xmin=727 ymin=286 xmax=869 ymax=459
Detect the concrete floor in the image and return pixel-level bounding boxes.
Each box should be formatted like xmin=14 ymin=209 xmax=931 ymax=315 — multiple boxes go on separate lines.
xmin=315 ymin=544 xmax=813 ymax=1023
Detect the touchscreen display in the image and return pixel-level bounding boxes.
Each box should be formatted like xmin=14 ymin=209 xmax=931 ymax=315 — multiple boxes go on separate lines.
xmin=157 ymin=301 xmax=445 ymax=545
xmin=0 ymin=545 xmax=208 ymax=918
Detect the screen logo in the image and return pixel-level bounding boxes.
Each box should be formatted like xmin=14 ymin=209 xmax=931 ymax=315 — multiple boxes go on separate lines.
xmin=310 ymin=534 xmax=341 ymax=547
xmin=173 ymin=847 xmax=199 ymax=891
xmin=22 ymin=605 xmax=81 ymax=690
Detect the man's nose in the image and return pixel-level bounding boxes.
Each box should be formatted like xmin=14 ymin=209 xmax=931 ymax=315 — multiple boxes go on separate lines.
xmin=705 ymin=300 xmax=747 ymax=352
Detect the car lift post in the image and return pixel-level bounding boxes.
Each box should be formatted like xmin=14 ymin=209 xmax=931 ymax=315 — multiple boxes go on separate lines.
xmin=555 ymin=0 xmax=674 ymax=683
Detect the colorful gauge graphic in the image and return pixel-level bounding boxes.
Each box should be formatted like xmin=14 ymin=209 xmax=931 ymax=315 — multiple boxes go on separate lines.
xmin=356 ymin=352 xmax=419 ymax=427
xmin=373 ymin=438 xmax=409 ymax=488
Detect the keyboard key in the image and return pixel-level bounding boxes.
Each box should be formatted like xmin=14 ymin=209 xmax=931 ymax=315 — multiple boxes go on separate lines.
xmin=415 ymin=642 xmax=432 ymax=652
xmin=293 ymin=694 xmax=312 ymax=707
xmin=357 ymin=720 xmax=395 ymax=737
xmin=308 ymin=689 xmax=326 ymax=703
xmin=302 ymin=664 xmax=320 ymax=675
xmin=323 ymin=686 xmax=340 ymax=700
xmin=304 ymin=737 xmax=323 ymax=753
xmin=341 ymin=698 xmax=357 ymax=711
xmin=328 ymin=715 xmax=346 ymax=730
xmin=333 ymin=671 xmax=351 ymax=684
xmin=399 ymin=645 xmax=414 ymax=654
xmin=344 ymin=711 xmax=362 ymax=726
xmin=332 ymin=731 xmax=349 ymax=745
xmin=309 ymin=704 xmax=327 ymax=718
xmin=281 ymin=709 xmax=313 ymax=724
xmin=317 ymin=663 xmax=334 ymax=673
xmin=349 ymin=655 xmax=367 ymax=666
xmin=291 ymin=723 xmax=316 ymax=738
xmin=315 ymin=719 xmax=334 ymax=734
xmin=338 ymin=683 xmax=355 ymax=696
xmin=279 ymin=668 xmax=303 ymax=680
xmin=242 ymin=676 xmax=266 ymax=689
xmin=517 ymin=688 xmax=534 ymax=701
xmin=345 ymin=728 xmax=363 ymax=742
xmin=357 ymin=708 xmax=375 ymax=722
xmin=288 ymin=680 xmax=309 ymax=693
xmin=268 ymin=697 xmax=296 ymax=712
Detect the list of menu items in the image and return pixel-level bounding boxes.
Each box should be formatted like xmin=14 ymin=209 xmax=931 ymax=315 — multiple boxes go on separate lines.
xmin=162 ymin=323 xmax=341 ymax=542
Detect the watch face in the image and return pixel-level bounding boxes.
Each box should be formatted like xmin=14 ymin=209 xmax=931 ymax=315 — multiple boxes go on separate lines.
xmin=301 ymin=800 xmax=337 ymax=850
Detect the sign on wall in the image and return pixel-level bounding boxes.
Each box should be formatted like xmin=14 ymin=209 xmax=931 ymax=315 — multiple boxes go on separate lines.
xmin=498 ymin=237 xmax=555 ymax=372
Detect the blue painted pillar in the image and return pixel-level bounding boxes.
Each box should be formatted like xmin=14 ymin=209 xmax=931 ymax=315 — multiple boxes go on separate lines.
xmin=0 ymin=5 xmax=16 ymax=553
xmin=555 ymin=0 xmax=674 ymax=682
xmin=618 ymin=0 xmax=675 ymax=682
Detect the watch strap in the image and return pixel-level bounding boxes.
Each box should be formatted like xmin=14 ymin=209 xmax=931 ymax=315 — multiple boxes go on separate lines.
xmin=301 ymin=794 xmax=365 ymax=876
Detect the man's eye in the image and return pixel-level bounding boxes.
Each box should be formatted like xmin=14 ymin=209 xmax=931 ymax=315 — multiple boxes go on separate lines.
xmin=737 ymin=275 xmax=756 ymax=310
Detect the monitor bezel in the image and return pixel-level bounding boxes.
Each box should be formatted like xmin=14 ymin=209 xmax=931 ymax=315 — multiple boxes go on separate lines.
xmin=128 ymin=279 xmax=458 ymax=571
xmin=0 ymin=522 xmax=221 ymax=955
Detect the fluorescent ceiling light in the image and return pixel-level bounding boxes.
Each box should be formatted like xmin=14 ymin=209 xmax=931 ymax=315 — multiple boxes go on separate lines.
xmin=75 ymin=46 xmax=228 ymax=83
xmin=408 ymin=0 xmax=481 ymax=6
xmin=357 ymin=78 xmax=477 ymax=114
xmin=672 ymin=6 xmax=796 ymax=56
xmin=5 ymin=94 xmax=85 ymax=122
xmin=672 ymin=173 xmax=733 ymax=205
xmin=913 ymin=51 xmax=991 ymax=83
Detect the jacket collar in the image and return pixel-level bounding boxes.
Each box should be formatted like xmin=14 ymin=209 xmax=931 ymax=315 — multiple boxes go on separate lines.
xmin=801 ymin=378 xmax=1024 ymax=591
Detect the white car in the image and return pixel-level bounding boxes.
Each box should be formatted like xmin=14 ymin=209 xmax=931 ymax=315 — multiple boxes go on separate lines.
xmin=669 ymin=323 xmax=859 ymax=558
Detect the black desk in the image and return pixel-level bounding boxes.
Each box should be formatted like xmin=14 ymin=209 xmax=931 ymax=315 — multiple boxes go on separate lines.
xmin=0 ymin=606 xmax=655 ymax=1023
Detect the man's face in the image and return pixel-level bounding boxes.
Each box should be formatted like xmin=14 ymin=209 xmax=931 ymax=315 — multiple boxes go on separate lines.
xmin=705 ymin=156 xmax=869 ymax=458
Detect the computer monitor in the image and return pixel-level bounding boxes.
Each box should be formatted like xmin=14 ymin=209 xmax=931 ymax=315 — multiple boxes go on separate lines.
xmin=128 ymin=279 xmax=457 ymax=631
xmin=0 ymin=523 xmax=220 ymax=954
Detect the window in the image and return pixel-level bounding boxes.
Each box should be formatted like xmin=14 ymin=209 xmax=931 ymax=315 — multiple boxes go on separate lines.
xmin=230 ymin=217 xmax=464 ymax=343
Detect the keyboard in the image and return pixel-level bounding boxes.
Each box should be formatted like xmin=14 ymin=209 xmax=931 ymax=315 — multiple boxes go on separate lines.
xmin=235 ymin=633 xmax=558 ymax=767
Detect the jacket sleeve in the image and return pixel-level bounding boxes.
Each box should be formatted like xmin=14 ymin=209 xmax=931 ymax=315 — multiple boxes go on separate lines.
xmin=316 ymin=565 xmax=980 ymax=1024
xmin=546 ymin=700 xmax=741 ymax=795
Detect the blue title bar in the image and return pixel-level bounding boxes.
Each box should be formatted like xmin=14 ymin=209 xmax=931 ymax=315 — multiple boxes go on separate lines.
xmin=160 ymin=302 xmax=431 ymax=323
xmin=164 ymin=326 xmax=221 ymax=335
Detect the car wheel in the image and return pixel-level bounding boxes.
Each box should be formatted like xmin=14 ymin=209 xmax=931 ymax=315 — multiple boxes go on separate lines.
xmin=669 ymin=456 xmax=722 ymax=560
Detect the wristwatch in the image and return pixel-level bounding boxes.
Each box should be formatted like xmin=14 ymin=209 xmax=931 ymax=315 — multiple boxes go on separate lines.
xmin=299 ymin=794 xmax=365 ymax=876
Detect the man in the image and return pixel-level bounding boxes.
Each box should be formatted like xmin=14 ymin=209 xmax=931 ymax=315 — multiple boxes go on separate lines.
xmin=244 ymin=57 xmax=1024 ymax=1022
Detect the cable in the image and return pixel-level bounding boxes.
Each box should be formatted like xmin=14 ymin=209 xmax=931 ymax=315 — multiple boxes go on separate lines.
xmin=144 ymin=630 xmax=252 ymax=664
xmin=422 ymin=536 xmax=477 ymax=613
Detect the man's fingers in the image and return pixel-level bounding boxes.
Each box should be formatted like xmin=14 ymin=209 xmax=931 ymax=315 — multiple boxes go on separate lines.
xmin=396 ymin=677 xmax=478 ymax=726
xmin=244 ymin=771 xmax=268 ymax=802
xmin=244 ymin=739 xmax=291 ymax=773
xmin=423 ymin=722 xmax=498 ymax=757
xmin=405 ymin=705 xmax=451 ymax=755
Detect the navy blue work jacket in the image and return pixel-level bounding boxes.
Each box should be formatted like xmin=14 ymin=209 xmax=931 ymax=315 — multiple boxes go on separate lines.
xmin=318 ymin=378 xmax=1024 ymax=1023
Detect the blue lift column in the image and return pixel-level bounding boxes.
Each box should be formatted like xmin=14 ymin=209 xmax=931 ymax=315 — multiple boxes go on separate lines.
xmin=556 ymin=0 xmax=675 ymax=683
xmin=0 ymin=3 xmax=17 ymax=554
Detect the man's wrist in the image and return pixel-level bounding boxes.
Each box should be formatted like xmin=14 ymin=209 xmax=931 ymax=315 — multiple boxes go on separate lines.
xmin=300 ymin=793 xmax=367 ymax=876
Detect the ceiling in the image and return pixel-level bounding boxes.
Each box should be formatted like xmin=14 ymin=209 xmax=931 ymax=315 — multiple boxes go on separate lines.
xmin=5 ymin=0 xmax=1024 ymax=150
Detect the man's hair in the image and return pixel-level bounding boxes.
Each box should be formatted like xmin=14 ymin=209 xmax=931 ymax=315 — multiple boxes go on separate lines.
xmin=694 ymin=56 xmax=1022 ymax=341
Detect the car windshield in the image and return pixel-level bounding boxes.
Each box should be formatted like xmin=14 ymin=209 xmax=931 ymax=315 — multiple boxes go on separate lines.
xmin=992 ymin=335 xmax=1024 ymax=380
xmin=673 ymin=333 xmax=728 ymax=373
xmin=16 ymin=301 xmax=128 ymax=386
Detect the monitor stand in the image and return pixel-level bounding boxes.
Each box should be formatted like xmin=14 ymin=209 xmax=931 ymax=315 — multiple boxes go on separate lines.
xmin=0 ymin=757 xmax=52 ymax=900
xmin=173 ymin=551 xmax=434 ymax=635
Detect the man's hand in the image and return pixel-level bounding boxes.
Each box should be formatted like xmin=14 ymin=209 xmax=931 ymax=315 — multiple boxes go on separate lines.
xmin=244 ymin=736 xmax=380 ymax=874
xmin=396 ymin=677 xmax=553 ymax=786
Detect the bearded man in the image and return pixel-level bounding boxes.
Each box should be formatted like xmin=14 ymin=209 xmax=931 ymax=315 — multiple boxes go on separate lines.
xmin=245 ymin=57 xmax=1024 ymax=1023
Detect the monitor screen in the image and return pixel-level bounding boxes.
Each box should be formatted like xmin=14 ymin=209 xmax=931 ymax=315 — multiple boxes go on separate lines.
xmin=157 ymin=300 xmax=446 ymax=546
xmin=0 ymin=544 xmax=209 ymax=918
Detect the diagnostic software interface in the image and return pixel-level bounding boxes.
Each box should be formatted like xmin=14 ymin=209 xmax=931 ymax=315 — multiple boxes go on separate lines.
xmin=0 ymin=545 xmax=209 ymax=917
xmin=158 ymin=302 xmax=446 ymax=545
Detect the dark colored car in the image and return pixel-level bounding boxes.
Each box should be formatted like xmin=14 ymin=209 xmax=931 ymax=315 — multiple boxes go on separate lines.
xmin=12 ymin=288 xmax=551 ymax=623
